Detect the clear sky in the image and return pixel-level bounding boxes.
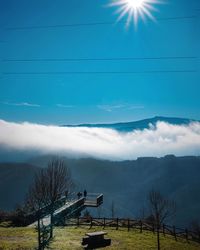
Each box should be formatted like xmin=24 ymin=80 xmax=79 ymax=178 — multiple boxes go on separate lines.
xmin=0 ymin=0 xmax=199 ymax=124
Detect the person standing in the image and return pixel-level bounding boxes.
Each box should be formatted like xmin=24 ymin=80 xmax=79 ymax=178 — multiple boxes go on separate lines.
xmin=84 ymin=190 xmax=87 ymax=197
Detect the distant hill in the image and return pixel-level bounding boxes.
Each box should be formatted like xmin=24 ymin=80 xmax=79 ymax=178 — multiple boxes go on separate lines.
xmin=0 ymin=163 xmax=40 ymax=210
xmin=1 ymin=155 xmax=200 ymax=227
xmin=62 ymin=116 xmax=196 ymax=132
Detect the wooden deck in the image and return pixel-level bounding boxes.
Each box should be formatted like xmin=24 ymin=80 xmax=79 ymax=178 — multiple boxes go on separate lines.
xmin=29 ymin=193 xmax=104 ymax=226
xmin=84 ymin=194 xmax=103 ymax=207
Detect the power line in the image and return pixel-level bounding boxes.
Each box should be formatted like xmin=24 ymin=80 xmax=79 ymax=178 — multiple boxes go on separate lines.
xmin=2 ymin=56 xmax=197 ymax=63
xmin=4 ymin=16 xmax=196 ymax=31
xmin=3 ymin=70 xmax=197 ymax=75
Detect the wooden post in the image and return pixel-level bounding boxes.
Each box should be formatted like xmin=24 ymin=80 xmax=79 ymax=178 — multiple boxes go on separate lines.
xmin=163 ymin=224 xmax=165 ymax=237
xmin=37 ymin=218 xmax=42 ymax=250
xmin=50 ymin=212 xmax=53 ymax=238
xmin=77 ymin=216 xmax=79 ymax=227
xmin=140 ymin=220 xmax=143 ymax=233
xmin=103 ymin=217 xmax=106 ymax=229
xmin=90 ymin=217 xmax=93 ymax=229
xmin=116 ymin=218 xmax=119 ymax=230
xmin=185 ymin=229 xmax=189 ymax=243
xmin=156 ymin=225 xmax=160 ymax=250
xmin=173 ymin=226 xmax=177 ymax=241
xmin=128 ymin=219 xmax=130 ymax=232
xmin=153 ymin=223 xmax=155 ymax=234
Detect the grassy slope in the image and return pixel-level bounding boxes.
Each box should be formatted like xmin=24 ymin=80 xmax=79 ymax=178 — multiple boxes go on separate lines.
xmin=0 ymin=226 xmax=200 ymax=250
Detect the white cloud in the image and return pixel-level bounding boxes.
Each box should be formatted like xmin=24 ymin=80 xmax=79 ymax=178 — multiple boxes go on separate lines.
xmin=2 ymin=101 xmax=40 ymax=107
xmin=128 ymin=105 xmax=144 ymax=110
xmin=97 ymin=104 xmax=125 ymax=112
xmin=56 ymin=104 xmax=74 ymax=108
xmin=97 ymin=104 xmax=144 ymax=112
xmin=0 ymin=119 xmax=200 ymax=160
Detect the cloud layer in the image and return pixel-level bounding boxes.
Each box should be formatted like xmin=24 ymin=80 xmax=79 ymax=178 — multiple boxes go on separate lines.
xmin=2 ymin=101 xmax=40 ymax=107
xmin=0 ymin=119 xmax=200 ymax=160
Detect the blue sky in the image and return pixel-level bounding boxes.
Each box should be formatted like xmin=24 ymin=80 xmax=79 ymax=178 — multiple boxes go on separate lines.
xmin=0 ymin=0 xmax=199 ymax=124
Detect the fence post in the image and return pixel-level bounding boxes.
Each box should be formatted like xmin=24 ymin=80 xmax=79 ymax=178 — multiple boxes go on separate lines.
xmin=163 ymin=224 xmax=165 ymax=237
xmin=128 ymin=219 xmax=130 ymax=232
xmin=103 ymin=217 xmax=105 ymax=229
xmin=152 ymin=223 xmax=155 ymax=234
xmin=116 ymin=218 xmax=119 ymax=230
xmin=140 ymin=220 xmax=143 ymax=233
xmin=185 ymin=229 xmax=189 ymax=243
xmin=173 ymin=226 xmax=177 ymax=241
xmin=89 ymin=217 xmax=93 ymax=229
xmin=77 ymin=216 xmax=79 ymax=227
xmin=37 ymin=218 xmax=42 ymax=250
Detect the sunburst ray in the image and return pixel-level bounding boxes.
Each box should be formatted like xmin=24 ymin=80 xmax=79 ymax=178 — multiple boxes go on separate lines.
xmin=108 ymin=0 xmax=162 ymax=28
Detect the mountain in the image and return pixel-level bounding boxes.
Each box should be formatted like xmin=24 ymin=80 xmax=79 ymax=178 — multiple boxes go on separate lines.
xmin=62 ymin=116 xmax=196 ymax=132
xmin=0 ymin=163 xmax=40 ymax=210
xmin=1 ymin=155 xmax=200 ymax=227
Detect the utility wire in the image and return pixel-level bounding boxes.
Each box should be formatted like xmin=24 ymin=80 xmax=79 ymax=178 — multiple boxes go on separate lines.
xmin=3 ymin=70 xmax=197 ymax=75
xmin=2 ymin=56 xmax=197 ymax=62
xmin=4 ymin=16 xmax=196 ymax=31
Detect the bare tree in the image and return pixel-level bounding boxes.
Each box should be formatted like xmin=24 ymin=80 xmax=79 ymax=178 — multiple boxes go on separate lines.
xmin=190 ymin=220 xmax=200 ymax=239
xmin=45 ymin=158 xmax=73 ymax=237
xmin=25 ymin=168 xmax=48 ymax=250
xmin=26 ymin=169 xmax=48 ymax=211
xmin=25 ymin=158 xmax=73 ymax=248
xmin=148 ymin=190 xmax=176 ymax=250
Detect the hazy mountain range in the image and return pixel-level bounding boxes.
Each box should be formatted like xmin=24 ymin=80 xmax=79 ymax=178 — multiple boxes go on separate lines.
xmin=63 ymin=116 xmax=196 ymax=132
xmin=0 ymin=155 xmax=200 ymax=227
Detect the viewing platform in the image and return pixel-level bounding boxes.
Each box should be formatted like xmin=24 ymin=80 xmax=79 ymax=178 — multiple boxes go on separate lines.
xmin=28 ymin=193 xmax=103 ymax=226
xmin=84 ymin=193 xmax=103 ymax=207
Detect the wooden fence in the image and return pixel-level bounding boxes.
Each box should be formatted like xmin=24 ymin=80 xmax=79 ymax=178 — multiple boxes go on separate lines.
xmin=65 ymin=217 xmax=200 ymax=244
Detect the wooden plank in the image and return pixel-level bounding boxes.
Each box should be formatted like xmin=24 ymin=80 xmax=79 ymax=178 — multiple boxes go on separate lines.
xmin=86 ymin=231 xmax=107 ymax=237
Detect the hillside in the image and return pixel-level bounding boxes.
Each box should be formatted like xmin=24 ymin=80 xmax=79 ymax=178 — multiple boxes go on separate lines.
xmin=0 ymin=163 xmax=40 ymax=210
xmin=63 ymin=156 xmax=200 ymax=227
xmin=1 ymin=156 xmax=200 ymax=227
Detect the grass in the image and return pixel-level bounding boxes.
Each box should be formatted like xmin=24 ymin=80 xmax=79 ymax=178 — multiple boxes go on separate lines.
xmin=0 ymin=227 xmax=37 ymax=250
xmin=0 ymin=226 xmax=200 ymax=250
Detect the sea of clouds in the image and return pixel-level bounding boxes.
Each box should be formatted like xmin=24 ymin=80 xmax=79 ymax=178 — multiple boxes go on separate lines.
xmin=0 ymin=119 xmax=200 ymax=161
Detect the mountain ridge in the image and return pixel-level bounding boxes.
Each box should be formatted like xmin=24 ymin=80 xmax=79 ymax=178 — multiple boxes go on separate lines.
xmin=62 ymin=116 xmax=197 ymax=132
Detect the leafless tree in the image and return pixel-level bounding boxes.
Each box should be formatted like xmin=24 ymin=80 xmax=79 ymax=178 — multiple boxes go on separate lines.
xmin=190 ymin=220 xmax=200 ymax=238
xmin=26 ymin=169 xmax=48 ymax=212
xmin=45 ymin=158 xmax=73 ymax=237
xmin=148 ymin=190 xmax=176 ymax=250
xmin=25 ymin=158 xmax=74 ymax=248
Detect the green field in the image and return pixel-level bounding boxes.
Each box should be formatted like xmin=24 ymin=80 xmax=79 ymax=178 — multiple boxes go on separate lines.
xmin=0 ymin=226 xmax=199 ymax=250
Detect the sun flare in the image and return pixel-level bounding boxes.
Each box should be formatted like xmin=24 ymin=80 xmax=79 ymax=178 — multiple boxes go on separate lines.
xmin=109 ymin=0 xmax=161 ymax=28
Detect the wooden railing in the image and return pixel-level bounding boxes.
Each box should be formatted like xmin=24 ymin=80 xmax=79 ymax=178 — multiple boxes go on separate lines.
xmin=25 ymin=193 xmax=104 ymax=226
xmin=25 ymin=196 xmax=67 ymax=225
xmin=84 ymin=193 xmax=103 ymax=207
xmin=96 ymin=194 xmax=103 ymax=206
xmin=65 ymin=217 xmax=200 ymax=244
xmin=54 ymin=197 xmax=85 ymax=225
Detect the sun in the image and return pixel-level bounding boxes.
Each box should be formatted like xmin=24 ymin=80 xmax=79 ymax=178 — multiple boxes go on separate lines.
xmin=128 ymin=0 xmax=144 ymax=8
xmin=109 ymin=0 xmax=161 ymax=28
